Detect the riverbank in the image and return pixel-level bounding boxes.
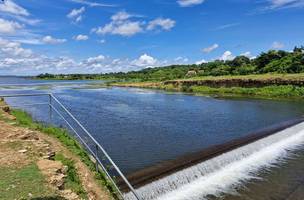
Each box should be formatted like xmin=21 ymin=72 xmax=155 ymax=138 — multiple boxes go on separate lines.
xmin=0 ymin=99 xmax=115 ymax=200
xmin=109 ymin=74 xmax=304 ymax=100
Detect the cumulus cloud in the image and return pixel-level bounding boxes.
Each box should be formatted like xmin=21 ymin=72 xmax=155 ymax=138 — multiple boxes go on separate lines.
xmin=0 ymin=38 xmax=33 ymax=58
xmin=147 ymin=18 xmax=176 ymax=31
xmin=92 ymin=11 xmax=143 ymax=37
xmin=86 ymin=55 xmax=105 ymax=64
xmin=177 ymin=0 xmax=205 ymax=7
xmin=241 ymin=51 xmax=256 ymax=59
xmin=0 ymin=0 xmax=29 ymax=16
xmin=0 ymin=18 xmax=23 ymax=34
xmin=174 ymin=56 xmax=189 ymax=63
xmin=271 ymin=41 xmax=284 ymax=49
xmin=0 ymin=37 xmax=187 ymax=75
xmin=202 ymin=44 xmax=219 ymax=53
xmin=219 ymin=51 xmax=235 ymax=61
xmin=73 ymin=34 xmax=89 ymax=41
xmin=42 ymin=36 xmax=67 ymax=44
xmin=92 ymin=11 xmax=175 ymax=37
xmin=195 ymin=59 xmax=207 ymax=65
xmin=131 ymin=54 xmax=158 ymax=67
xmin=67 ymin=7 xmax=85 ymax=23
xmin=111 ymin=11 xmax=132 ymax=21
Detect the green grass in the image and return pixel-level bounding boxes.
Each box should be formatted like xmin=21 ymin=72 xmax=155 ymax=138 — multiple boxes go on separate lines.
xmin=179 ymin=73 xmax=304 ymax=81
xmin=10 ymin=109 xmax=119 ymax=199
xmin=110 ymin=78 xmax=304 ymax=100
xmin=189 ymin=85 xmax=304 ymax=99
xmin=0 ymin=163 xmax=58 ymax=200
xmin=54 ymin=153 xmax=87 ymax=199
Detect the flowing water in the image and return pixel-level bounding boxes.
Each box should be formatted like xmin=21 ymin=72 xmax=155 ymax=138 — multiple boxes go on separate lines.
xmin=1 ymin=76 xmax=304 ymax=200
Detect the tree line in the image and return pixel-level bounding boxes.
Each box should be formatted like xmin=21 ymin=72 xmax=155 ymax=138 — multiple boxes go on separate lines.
xmin=37 ymin=46 xmax=304 ymax=81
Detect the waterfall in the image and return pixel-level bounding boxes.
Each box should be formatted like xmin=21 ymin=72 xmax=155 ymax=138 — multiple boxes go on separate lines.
xmin=124 ymin=122 xmax=304 ymax=200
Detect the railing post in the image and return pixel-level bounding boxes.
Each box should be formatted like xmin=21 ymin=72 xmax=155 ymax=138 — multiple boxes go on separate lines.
xmin=49 ymin=94 xmax=52 ymax=123
xmin=95 ymin=144 xmax=99 ymax=172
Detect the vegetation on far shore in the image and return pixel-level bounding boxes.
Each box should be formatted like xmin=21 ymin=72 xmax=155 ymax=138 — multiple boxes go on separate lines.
xmin=36 ymin=46 xmax=304 ymax=99
xmin=37 ymin=46 xmax=304 ymax=81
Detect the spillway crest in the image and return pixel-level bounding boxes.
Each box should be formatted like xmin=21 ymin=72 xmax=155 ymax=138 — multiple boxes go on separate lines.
xmin=124 ymin=122 xmax=304 ymax=200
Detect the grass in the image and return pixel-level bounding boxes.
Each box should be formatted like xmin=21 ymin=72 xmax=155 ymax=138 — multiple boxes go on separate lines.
xmin=175 ymin=73 xmax=304 ymax=81
xmin=0 ymin=164 xmax=58 ymax=200
xmin=10 ymin=109 xmax=119 ymax=199
xmin=54 ymin=153 xmax=87 ymax=199
xmin=189 ymin=85 xmax=304 ymax=99
xmin=109 ymin=73 xmax=304 ymax=100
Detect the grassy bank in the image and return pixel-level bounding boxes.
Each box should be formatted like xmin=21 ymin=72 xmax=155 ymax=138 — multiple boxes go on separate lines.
xmin=10 ymin=109 xmax=119 ymax=199
xmin=109 ymin=74 xmax=304 ymax=100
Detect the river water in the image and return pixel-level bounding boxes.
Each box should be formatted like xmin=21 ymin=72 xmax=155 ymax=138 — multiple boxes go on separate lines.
xmin=1 ymin=76 xmax=304 ymax=200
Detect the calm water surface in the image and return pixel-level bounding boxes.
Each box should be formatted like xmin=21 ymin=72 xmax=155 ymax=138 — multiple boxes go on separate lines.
xmin=1 ymin=76 xmax=304 ymax=200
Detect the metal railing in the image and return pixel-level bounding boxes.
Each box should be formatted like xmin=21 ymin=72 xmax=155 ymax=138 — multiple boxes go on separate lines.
xmin=0 ymin=93 xmax=141 ymax=200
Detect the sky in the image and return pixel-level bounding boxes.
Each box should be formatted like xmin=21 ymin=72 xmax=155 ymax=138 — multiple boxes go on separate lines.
xmin=0 ymin=0 xmax=304 ymax=75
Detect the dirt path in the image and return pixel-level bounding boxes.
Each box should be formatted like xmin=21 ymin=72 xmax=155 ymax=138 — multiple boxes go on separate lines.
xmin=0 ymin=101 xmax=112 ymax=200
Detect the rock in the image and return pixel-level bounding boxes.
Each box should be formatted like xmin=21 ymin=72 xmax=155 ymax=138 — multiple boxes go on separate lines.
xmin=2 ymin=106 xmax=10 ymax=113
xmin=37 ymin=159 xmax=67 ymax=190
xmin=50 ymin=174 xmax=66 ymax=190
xmin=43 ymin=151 xmax=56 ymax=160
xmin=6 ymin=115 xmax=16 ymax=120
xmin=19 ymin=132 xmax=39 ymax=141
xmin=62 ymin=165 xmax=68 ymax=174
xmin=18 ymin=149 xmax=27 ymax=153
xmin=0 ymin=97 xmax=4 ymax=101
xmin=61 ymin=189 xmax=80 ymax=200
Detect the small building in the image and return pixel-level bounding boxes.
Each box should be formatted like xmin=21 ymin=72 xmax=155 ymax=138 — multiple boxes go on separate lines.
xmin=185 ymin=70 xmax=197 ymax=77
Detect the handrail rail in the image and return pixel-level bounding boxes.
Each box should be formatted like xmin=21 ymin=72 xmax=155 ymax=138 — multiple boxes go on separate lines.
xmin=0 ymin=93 xmax=141 ymax=200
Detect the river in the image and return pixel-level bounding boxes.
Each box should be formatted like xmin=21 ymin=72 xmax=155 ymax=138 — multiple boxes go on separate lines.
xmin=1 ymin=76 xmax=304 ymax=200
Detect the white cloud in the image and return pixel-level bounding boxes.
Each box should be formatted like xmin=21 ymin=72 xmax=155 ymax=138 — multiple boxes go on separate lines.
xmin=202 ymin=44 xmax=219 ymax=53
xmin=131 ymin=54 xmax=158 ymax=67
xmin=111 ymin=11 xmax=132 ymax=21
xmin=73 ymin=34 xmax=89 ymax=41
xmin=0 ymin=18 xmax=23 ymax=34
xmin=177 ymin=0 xmax=205 ymax=7
xmin=174 ymin=56 xmax=189 ymax=63
xmin=93 ymin=11 xmax=143 ymax=36
xmin=67 ymin=7 xmax=85 ymax=23
xmin=214 ymin=23 xmax=240 ymax=30
xmin=98 ymin=39 xmax=106 ymax=44
xmin=219 ymin=51 xmax=235 ymax=61
xmin=0 ymin=38 xmax=33 ymax=58
xmin=68 ymin=0 xmax=116 ymax=7
xmin=93 ymin=11 xmax=175 ymax=37
xmin=0 ymin=0 xmax=29 ymax=16
xmin=240 ymin=51 xmax=256 ymax=59
xmin=0 ymin=37 xmax=186 ymax=75
xmin=195 ymin=59 xmax=207 ymax=65
xmin=96 ymin=21 xmax=142 ymax=36
xmin=147 ymin=18 xmax=176 ymax=31
xmin=271 ymin=41 xmax=284 ymax=49
xmin=268 ymin=0 xmax=304 ymax=9
xmin=86 ymin=55 xmax=105 ymax=64
xmin=42 ymin=36 xmax=67 ymax=44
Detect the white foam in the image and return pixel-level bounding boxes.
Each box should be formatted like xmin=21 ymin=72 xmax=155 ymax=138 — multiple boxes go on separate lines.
xmin=124 ymin=122 xmax=304 ymax=200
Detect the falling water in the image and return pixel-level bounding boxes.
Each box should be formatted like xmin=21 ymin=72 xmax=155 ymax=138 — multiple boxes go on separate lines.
xmin=124 ymin=122 xmax=304 ymax=200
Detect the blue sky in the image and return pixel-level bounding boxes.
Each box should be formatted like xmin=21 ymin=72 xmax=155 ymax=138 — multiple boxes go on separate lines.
xmin=0 ymin=0 xmax=304 ymax=75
